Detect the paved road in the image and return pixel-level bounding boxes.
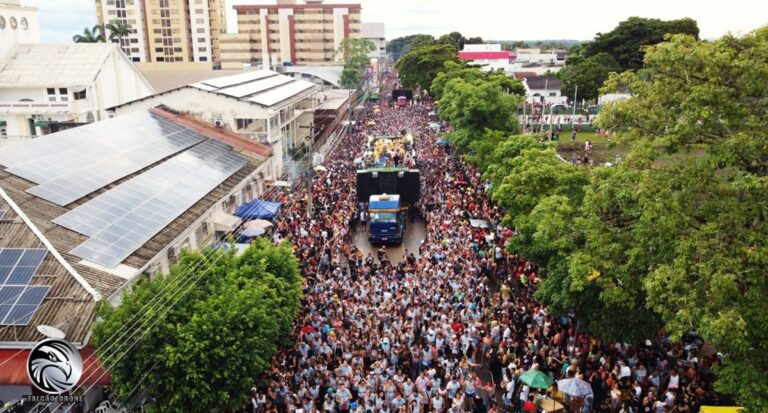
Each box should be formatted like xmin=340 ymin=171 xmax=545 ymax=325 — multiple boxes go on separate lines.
xmin=351 ymin=216 xmax=426 ymax=263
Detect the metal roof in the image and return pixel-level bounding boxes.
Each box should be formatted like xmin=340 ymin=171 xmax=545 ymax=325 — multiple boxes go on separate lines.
xmin=0 ymin=44 xmax=116 ymax=87
xmin=189 ymin=69 xmax=319 ymax=108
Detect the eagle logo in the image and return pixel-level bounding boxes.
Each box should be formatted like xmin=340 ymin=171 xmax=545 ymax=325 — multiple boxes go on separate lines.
xmin=27 ymin=339 xmax=83 ymax=394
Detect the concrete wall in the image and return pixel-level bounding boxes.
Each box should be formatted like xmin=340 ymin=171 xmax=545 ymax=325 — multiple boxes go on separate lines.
xmin=0 ymin=3 xmax=39 ymax=62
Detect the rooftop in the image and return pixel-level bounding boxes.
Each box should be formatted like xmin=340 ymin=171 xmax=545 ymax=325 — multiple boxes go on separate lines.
xmin=524 ymin=76 xmax=561 ymax=90
xmin=0 ymin=107 xmax=271 ymax=345
xmin=0 ymin=43 xmax=118 ymax=88
xmin=189 ymin=69 xmax=319 ymax=108
xmin=279 ymin=65 xmax=343 ymax=88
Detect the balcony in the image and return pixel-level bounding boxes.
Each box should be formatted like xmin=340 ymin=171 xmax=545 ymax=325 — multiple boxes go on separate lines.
xmin=0 ymin=101 xmax=71 ymax=115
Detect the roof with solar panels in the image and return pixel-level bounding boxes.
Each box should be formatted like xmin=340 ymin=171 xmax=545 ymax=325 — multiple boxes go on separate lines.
xmin=0 ymin=106 xmax=272 ymax=345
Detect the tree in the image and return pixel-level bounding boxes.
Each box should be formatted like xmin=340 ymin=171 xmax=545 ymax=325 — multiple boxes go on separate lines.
xmin=72 ymin=25 xmax=106 ymax=43
xmin=396 ymin=43 xmax=460 ymax=89
xmin=583 ymin=17 xmax=699 ymax=70
xmin=91 ymin=239 xmax=303 ymax=412
xmin=336 ymin=38 xmax=375 ymax=89
xmin=598 ymin=28 xmax=768 ymax=411
xmin=558 ymin=52 xmax=621 ymax=102
xmin=437 ymin=31 xmax=467 ymax=52
xmin=106 ymin=19 xmax=132 ymax=43
xmin=386 ymin=34 xmax=434 ymax=59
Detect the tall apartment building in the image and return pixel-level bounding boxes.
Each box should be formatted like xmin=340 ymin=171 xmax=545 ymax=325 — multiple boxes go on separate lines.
xmin=95 ymin=0 xmax=226 ymax=65
xmin=220 ymin=0 xmax=361 ymax=70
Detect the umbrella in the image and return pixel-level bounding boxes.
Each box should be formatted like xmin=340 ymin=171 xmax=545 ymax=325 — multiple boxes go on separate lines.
xmin=436 ymin=139 xmax=449 ymax=146
xmin=244 ymin=219 xmax=272 ymax=230
xmin=519 ymin=370 xmax=553 ymax=389
xmin=240 ymin=227 xmax=265 ymax=237
xmin=367 ymin=121 xmax=376 ymax=126
xmin=557 ymin=378 xmax=593 ymax=397
xmin=313 ymin=164 xmax=327 ymax=172
xmin=428 ymin=111 xmax=436 ymax=116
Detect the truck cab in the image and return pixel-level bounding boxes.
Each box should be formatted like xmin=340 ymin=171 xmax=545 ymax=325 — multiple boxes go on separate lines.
xmin=367 ymin=194 xmax=405 ymax=244
xmin=397 ymin=95 xmax=407 ymax=107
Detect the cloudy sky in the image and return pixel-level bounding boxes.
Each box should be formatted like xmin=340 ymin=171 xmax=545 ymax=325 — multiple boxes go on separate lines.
xmin=30 ymin=0 xmax=766 ymax=43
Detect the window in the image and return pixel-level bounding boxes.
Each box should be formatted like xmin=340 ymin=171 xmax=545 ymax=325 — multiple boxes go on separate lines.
xmin=117 ymin=10 xmax=127 ymax=18
xmin=199 ymin=56 xmax=207 ymax=61
xmin=198 ymin=47 xmax=206 ymax=52
xmin=73 ymin=89 xmax=87 ymax=100
xmin=549 ymin=92 xmax=557 ymax=97
xmin=47 ymin=88 xmax=55 ymax=95
xmin=196 ymin=28 xmax=205 ymax=33
xmin=197 ymin=37 xmax=206 ymax=42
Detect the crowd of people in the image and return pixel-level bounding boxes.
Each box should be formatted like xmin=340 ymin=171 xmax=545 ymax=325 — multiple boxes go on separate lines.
xmin=244 ymin=71 xmax=723 ymax=413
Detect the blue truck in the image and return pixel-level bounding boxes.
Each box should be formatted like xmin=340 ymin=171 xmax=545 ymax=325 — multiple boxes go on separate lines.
xmin=367 ymin=194 xmax=406 ymax=244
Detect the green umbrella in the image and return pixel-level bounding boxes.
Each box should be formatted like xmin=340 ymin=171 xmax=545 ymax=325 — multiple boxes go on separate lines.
xmin=519 ymin=370 xmax=554 ymax=389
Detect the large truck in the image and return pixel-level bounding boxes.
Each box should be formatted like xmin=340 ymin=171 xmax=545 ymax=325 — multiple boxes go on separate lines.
xmin=356 ymin=135 xmax=420 ymax=245
xmin=367 ymin=194 xmax=406 ymax=244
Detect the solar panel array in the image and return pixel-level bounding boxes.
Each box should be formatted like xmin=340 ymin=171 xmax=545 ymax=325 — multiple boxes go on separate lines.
xmin=55 ymin=139 xmax=248 ymax=268
xmin=0 ymin=248 xmax=49 ymax=326
xmin=0 ymin=111 xmax=206 ymax=206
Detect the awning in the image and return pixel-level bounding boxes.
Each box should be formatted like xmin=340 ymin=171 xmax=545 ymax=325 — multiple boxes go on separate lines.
xmin=0 ymin=346 xmax=110 ymax=386
xmin=33 ymin=120 xmax=50 ymax=127
xmin=700 ymin=408 xmax=743 ymax=413
xmin=234 ymin=199 xmax=281 ymax=220
xmin=213 ymin=212 xmax=241 ymax=232
xmin=0 ymin=120 xmax=6 ymax=127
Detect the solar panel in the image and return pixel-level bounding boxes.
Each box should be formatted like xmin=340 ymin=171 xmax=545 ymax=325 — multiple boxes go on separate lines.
xmin=0 ymin=248 xmax=50 ymax=326
xmin=55 ymin=140 xmax=248 ymax=268
xmin=249 ymin=80 xmax=315 ymax=107
xmin=218 ymin=75 xmax=293 ymax=98
xmin=3 ymin=111 xmax=206 ymax=205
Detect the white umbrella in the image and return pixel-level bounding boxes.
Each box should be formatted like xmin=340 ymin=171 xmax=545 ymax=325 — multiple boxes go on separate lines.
xmin=244 ymin=219 xmax=273 ymax=230
xmin=313 ymin=165 xmax=327 ymax=172
xmin=240 ymin=227 xmax=265 ymax=237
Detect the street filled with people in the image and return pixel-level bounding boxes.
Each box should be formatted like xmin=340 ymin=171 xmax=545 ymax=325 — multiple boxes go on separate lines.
xmin=247 ymin=71 xmax=722 ymax=413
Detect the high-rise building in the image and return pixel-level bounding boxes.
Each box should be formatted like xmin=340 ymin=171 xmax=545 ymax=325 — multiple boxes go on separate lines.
xmin=220 ymin=0 xmax=361 ymax=70
xmin=95 ymin=0 xmax=226 ymax=65
xmin=362 ymin=22 xmax=385 ymax=59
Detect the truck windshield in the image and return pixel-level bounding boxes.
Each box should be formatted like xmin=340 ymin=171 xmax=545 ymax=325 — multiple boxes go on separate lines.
xmin=370 ymin=212 xmax=398 ymax=222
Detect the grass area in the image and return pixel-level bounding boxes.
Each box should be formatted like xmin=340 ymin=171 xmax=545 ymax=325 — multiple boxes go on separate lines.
xmin=556 ymin=131 xmax=708 ymax=166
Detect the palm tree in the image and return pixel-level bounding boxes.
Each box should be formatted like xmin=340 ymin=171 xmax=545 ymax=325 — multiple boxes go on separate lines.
xmin=72 ymin=25 xmax=106 ymax=43
xmin=106 ymin=20 xmax=132 ymax=44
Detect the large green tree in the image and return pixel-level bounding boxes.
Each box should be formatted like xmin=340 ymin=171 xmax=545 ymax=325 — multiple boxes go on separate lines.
xmin=337 ymin=38 xmax=376 ymax=89
xmin=558 ymin=52 xmax=621 ymax=102
xmin=583 ymin=16 xmax=699 ymax=70
xmin=396 ymin=43 xmax=460 ymax=89
xmin=91 ymin=239 xmax=303 ymax=412
xmin=386 ymin=34 xmax=435 ymax=59
xmin=598 ymin=28 xmax=768 ymax=411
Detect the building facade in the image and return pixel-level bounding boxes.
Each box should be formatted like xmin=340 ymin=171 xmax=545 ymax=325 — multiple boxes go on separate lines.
xmin=0 ymin=44 xmax=155 ymax=140
xmin=362 ymin=22 xmax=385 ymax=59
xmin=96 ymin=0 xmax=226 ymax=65
xmin=458 ymin=44 xmax=514 ymax=72
xmin=0 ymin=0 xmax=39 ymax=63
xmin=221 ymin=0 xmax=362 ymax=69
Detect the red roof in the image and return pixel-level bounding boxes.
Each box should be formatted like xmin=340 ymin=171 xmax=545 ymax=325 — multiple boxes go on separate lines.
xmin=458 ymin=51 xmax=512 ymax=60
xmin=0 ymin=346 xmax=110 ymax=386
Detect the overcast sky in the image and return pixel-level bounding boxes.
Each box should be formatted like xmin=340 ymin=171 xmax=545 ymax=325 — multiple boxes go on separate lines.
xmin=30 ymin=0 xmax=766 ymax=43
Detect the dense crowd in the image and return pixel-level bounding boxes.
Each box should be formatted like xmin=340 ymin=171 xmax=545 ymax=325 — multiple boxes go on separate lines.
xmin=245 ymin=72 xmax=723 ymax=413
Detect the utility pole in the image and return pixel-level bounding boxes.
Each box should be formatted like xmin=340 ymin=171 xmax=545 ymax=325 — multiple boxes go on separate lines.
xmin=572 ymin=84 xmax=578 ymax=128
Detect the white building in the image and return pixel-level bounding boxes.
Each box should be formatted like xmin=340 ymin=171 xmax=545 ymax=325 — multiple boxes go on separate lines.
xmin=111 ymin=69 xmax=323 ymax=178
xmin=0 ymin=43 xmax=155 ymax=139
xmin=514 ymin=48 xmax=566 ymax=65
xmin=363 ymin=22 xmax=386 ymax=59
xmin=0 ymin=0 xmax=38 ymax=62
xmin=522 ymin=76 xmax=568 ymax=105
xmin=458 ymin=44 xmax=513 ymax=72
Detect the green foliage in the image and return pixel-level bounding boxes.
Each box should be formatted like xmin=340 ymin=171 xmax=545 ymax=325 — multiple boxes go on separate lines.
xmin=435 ymin=31 xmax=484 ymax=53
xmin=386 ymin=34 xmax=435 ymax=58
xmin=337 ymin=39 xmax=376 ymax=89
xmin=598 ymin=27 xmax=768 ymax=411
xmin=105 ymin=20 xmax=132 ymax=42
xmin=558 ymin=52 xmax=621 ymax=102
xmin=73 ymin=25 xmax=106 ymax=43
xmin=584 ymin=17 xmax=700 ymax=70
xmin=91 ymin=239 xmax=303 ymax=412
xmin=438 ymin=76 xmax=521 ymax=136
xmin=396 ymin=43 xmax=460 ymax=89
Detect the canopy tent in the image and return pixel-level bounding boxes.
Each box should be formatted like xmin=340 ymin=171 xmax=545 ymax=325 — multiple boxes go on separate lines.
xmin=244 ymin=219 xmax=273 ymax=230
xmin=267 ymin=180 xmax=291 ymax=187
xmin=436 ymin=139 xmax=450 ymax=146
xmin=314 ymin=165 xmax=328 ymax=172
xmin=429 ymin=122 xmax=441 ymax=131
xmin=234 ymin=199 xmax=281 ymax=220
xmin=240 ymin=227 xmax=266 ymax=237
xmin=469 ymin=219 xmax=489 ymax=228
xmin=213 ymin=212 xmax=241 ymax=232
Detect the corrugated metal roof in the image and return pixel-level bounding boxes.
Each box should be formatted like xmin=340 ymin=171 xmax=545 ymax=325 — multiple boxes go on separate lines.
xmin=0 ymin=44 xmax=116 ymax=87
xmin=218 ymin=75 xmax=292 ymax=98
xmin=198 ymin=69 xmax=273 ymax=89
xmin=248 ymin=79 xmax=315 ymax=107
xmin=189 ymin=69 xmax=319 ymax=108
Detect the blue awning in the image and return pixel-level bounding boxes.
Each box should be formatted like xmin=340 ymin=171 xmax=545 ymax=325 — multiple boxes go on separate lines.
xmin=234 ymin=199 xmax=281 ymax=220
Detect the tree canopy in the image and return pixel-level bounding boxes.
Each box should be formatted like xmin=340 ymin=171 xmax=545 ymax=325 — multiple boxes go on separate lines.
xmin=558 ymin=52 xmax=621 ymax=102
xmin=386 ymin=34 xmax=435 ymax=59
xmin=396 ymin=43 xmax=461 ymax=89
xmin=337 ymin=39 xmax=376 ymax=89
xmin=73 ymin=25 xmax=106 ymax=43
xmin=91 ymin=239 xmax=303 ymax=412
